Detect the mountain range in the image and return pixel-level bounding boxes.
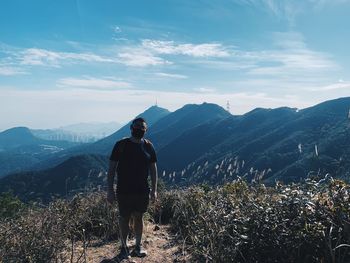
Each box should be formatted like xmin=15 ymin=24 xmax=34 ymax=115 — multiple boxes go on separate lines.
xmin=0 ymin=127 xmax=80 ymax=178
xmin=1 ymin=97 xmax=350 ymax=202
xmin=31 ymin=121 xmax=123 ymax=143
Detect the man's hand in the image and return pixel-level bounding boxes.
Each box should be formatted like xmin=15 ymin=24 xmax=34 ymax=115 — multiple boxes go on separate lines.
xmin=150 ymin=162 xmax=158 ymax=203
xmin=107 ymin=189 xmax=116 ymax=204
xmin=150 ymin=189 xmax=157 ymax=202
xmin=107 ymin=160 xmax=117 ymax=204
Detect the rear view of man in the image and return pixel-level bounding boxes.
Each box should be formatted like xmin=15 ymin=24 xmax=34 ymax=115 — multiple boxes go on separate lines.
xmin=107 ymin=117 xmax=158 ymax=261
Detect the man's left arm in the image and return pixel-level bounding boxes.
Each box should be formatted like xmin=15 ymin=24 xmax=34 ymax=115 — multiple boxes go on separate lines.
xmin=150 ymin=162 xmax=158 ymax=201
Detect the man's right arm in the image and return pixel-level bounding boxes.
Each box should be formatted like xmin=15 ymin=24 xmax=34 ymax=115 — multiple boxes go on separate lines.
xmin=107 ymin=160 xmax=117 ymax=203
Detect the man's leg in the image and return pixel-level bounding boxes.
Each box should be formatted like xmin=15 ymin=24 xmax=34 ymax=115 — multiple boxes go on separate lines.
xmin=113 ymin=214 xmax=131 ymax=260
xmin=118 ymin=214 xmax=130 ymax=249
xmin=133 ymin=193 xmax=149 ymax=246
xmin=130 ymin=211 xmax=147 ymax=257
xmin=132 ymin=212 xmax=144 ymax=247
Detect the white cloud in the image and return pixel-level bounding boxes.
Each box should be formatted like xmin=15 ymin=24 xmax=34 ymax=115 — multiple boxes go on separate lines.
xmin=0 ymin=66 xmax=27 ymax=76
xmin=0 ymin=32 xmax=341 ymax=99
xmin=193 ymin=87 xmax=216 ymax=93
xmin=113 ymin=37 xmax=129 ymax=42
xmin=142 ymin=39 xmax=230 ymax=57
xmin=118 ymin=51 xmax=171 ymax=67
xmin=1 ymin=40 xmax=230 ymax=70
xmin=318 ymin=81 xmax=350 ymax=91
xmin=19 ymin=48 xmax=114 ymax=67
xmin=155 ymin=72 xmax=188 ymax=79
xmin=114 ymin=39 xmax=230 ymax=67
xmin=179 ymin=32 xmax=337 ymax=81
xmin=236 ymin=32 xmax=338 ymax=77
xmin=57 ymin=77 xmax=131 ymax=89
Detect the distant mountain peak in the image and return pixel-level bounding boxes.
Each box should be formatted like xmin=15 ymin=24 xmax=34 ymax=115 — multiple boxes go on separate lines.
xmin=1 ymin=126 xmax=36 ymax=139
xmin=0 ymin=126 xmax=41 ymax=150
xmin=134 ymin=105 xmax=170 ymax=124
xmin=3 ymin=126 xmax=32 ymax=133
xmin=138 ymin=105 xmax=170 ymax=115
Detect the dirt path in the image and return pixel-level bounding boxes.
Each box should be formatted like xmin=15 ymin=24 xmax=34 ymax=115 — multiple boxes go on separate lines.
xmin=68 ymin=224 xmax=188 ymax=263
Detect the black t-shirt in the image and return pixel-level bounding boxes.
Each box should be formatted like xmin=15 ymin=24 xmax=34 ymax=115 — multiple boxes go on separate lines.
xmin=109 ymin=138 xmax=157 ymax=194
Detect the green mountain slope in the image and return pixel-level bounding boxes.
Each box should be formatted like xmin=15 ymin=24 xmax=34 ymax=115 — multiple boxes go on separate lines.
xmin=169 ymin=97 xmax=350 ymax=185
xmin=0 ymin=154 xmax=108 ymax=202
xmin=0 ymin=127 xmax=80 ymax=178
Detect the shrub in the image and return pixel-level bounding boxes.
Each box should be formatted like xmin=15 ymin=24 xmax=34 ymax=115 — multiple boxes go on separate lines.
xmin=0 ymin=191 xmax=25 ymax=219
xmin=0 ymin=191 xmax=119 ymax=263
xmin=1 ymin=180 xmax=349 ymax=262
xmin=169 ymin=178 xmax=350 ymax=263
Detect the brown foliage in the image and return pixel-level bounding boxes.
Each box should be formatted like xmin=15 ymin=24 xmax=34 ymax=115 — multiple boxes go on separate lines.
xmin=0 ymin=191 xmax=119 ymax=263
xmin=158 ymin=178 xmax=350 ymax=263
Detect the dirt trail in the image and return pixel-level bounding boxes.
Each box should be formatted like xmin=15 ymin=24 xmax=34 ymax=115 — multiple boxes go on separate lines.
xmin=68 ymin=224 xmax=188 ymax=263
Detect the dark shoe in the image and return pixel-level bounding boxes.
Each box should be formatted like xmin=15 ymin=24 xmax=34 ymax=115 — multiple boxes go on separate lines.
xmin=130 ymin=245 xmax=147 ymax=258
xmin=112 ymin=246 xmax=130 ymax=262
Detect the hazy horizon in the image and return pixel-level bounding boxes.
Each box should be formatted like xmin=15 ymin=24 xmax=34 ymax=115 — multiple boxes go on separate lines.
xmin=2 ymin=96 xmax=349 ymax=132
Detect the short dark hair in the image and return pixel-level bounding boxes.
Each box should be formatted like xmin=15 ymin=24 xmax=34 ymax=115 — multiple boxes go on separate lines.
xmin=132 ymin=117 xmax=146 ymax=124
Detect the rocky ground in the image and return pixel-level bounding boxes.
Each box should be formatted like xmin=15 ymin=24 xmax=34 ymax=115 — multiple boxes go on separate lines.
xmin=64 ymin=224 xmax=189 ymax=263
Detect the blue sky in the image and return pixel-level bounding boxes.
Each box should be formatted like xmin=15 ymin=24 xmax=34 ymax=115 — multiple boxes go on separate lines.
xmin=0 ymin=0 xmax=349 ymax=130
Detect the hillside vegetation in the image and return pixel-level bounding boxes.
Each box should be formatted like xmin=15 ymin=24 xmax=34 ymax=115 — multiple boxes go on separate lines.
xmin=1 ymin=177 xmax=349 ymax=262
xmin=0 ymin=154 xmax=108 ymax=202
xmin=165 ymin=178 xmax=350 ymax=262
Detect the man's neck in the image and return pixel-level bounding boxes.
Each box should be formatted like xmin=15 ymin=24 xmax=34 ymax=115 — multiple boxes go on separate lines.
xmin=130 ymin=136 xmax=143 ymax=143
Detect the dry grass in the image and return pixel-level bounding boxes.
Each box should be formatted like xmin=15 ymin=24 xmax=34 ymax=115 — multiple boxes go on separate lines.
xmin=159 ymin=178 xmax=350 ymax=263
xmin=1 ymin=177 xmax=350 ymax=262
xmin=0 ymin=191 xmax=119 ymax=263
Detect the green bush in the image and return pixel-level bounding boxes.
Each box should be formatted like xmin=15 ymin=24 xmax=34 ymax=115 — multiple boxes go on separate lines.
xmin=0 ymin=192 xmax=25 ymax=219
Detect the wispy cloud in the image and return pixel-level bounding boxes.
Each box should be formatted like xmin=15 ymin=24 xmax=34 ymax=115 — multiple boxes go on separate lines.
xmin=2 ymin=40 xmax=231 ymax=69
xmin=142 ymin=39 xmax=230 ymax=57
xmin=3 ymin=45 xmax=168 ymax=68
xmin=0 ymin=66 xmax=27 ymax=76
xmin=234 ymin=0 xmax=301 ymax=23
xmin=18 ymin=48 xmax=114 ymax=67
xmin=318 ymin=81 xmax=350 ymax=91
xmin=246 ymin=49 xmax=336 ymax=75
xmin=57 ymin=76 xmax=131 ymax=89
xmin=246 ymin=32 xmax=337 ymax=76
xmin=154 ymin=72 xmax=188 ymax=79
xmin=193 ymin=32 xmax=338 ymax=81
xmin=235 ymin=0 xmax=350 ymax=24
xmin=118 ymin=50 xmax=171 ymax=67
xmin=0 ymin=32 xmax=340 ymax=90
xmin=193 ymin=87 xmax=217 ymax=93
xmin=115 ymin=39 xmax=230 ymax=67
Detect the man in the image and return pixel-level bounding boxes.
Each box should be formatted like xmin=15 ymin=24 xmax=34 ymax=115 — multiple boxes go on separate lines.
xmin=107 ymin=117 xmax=158 ymax=261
